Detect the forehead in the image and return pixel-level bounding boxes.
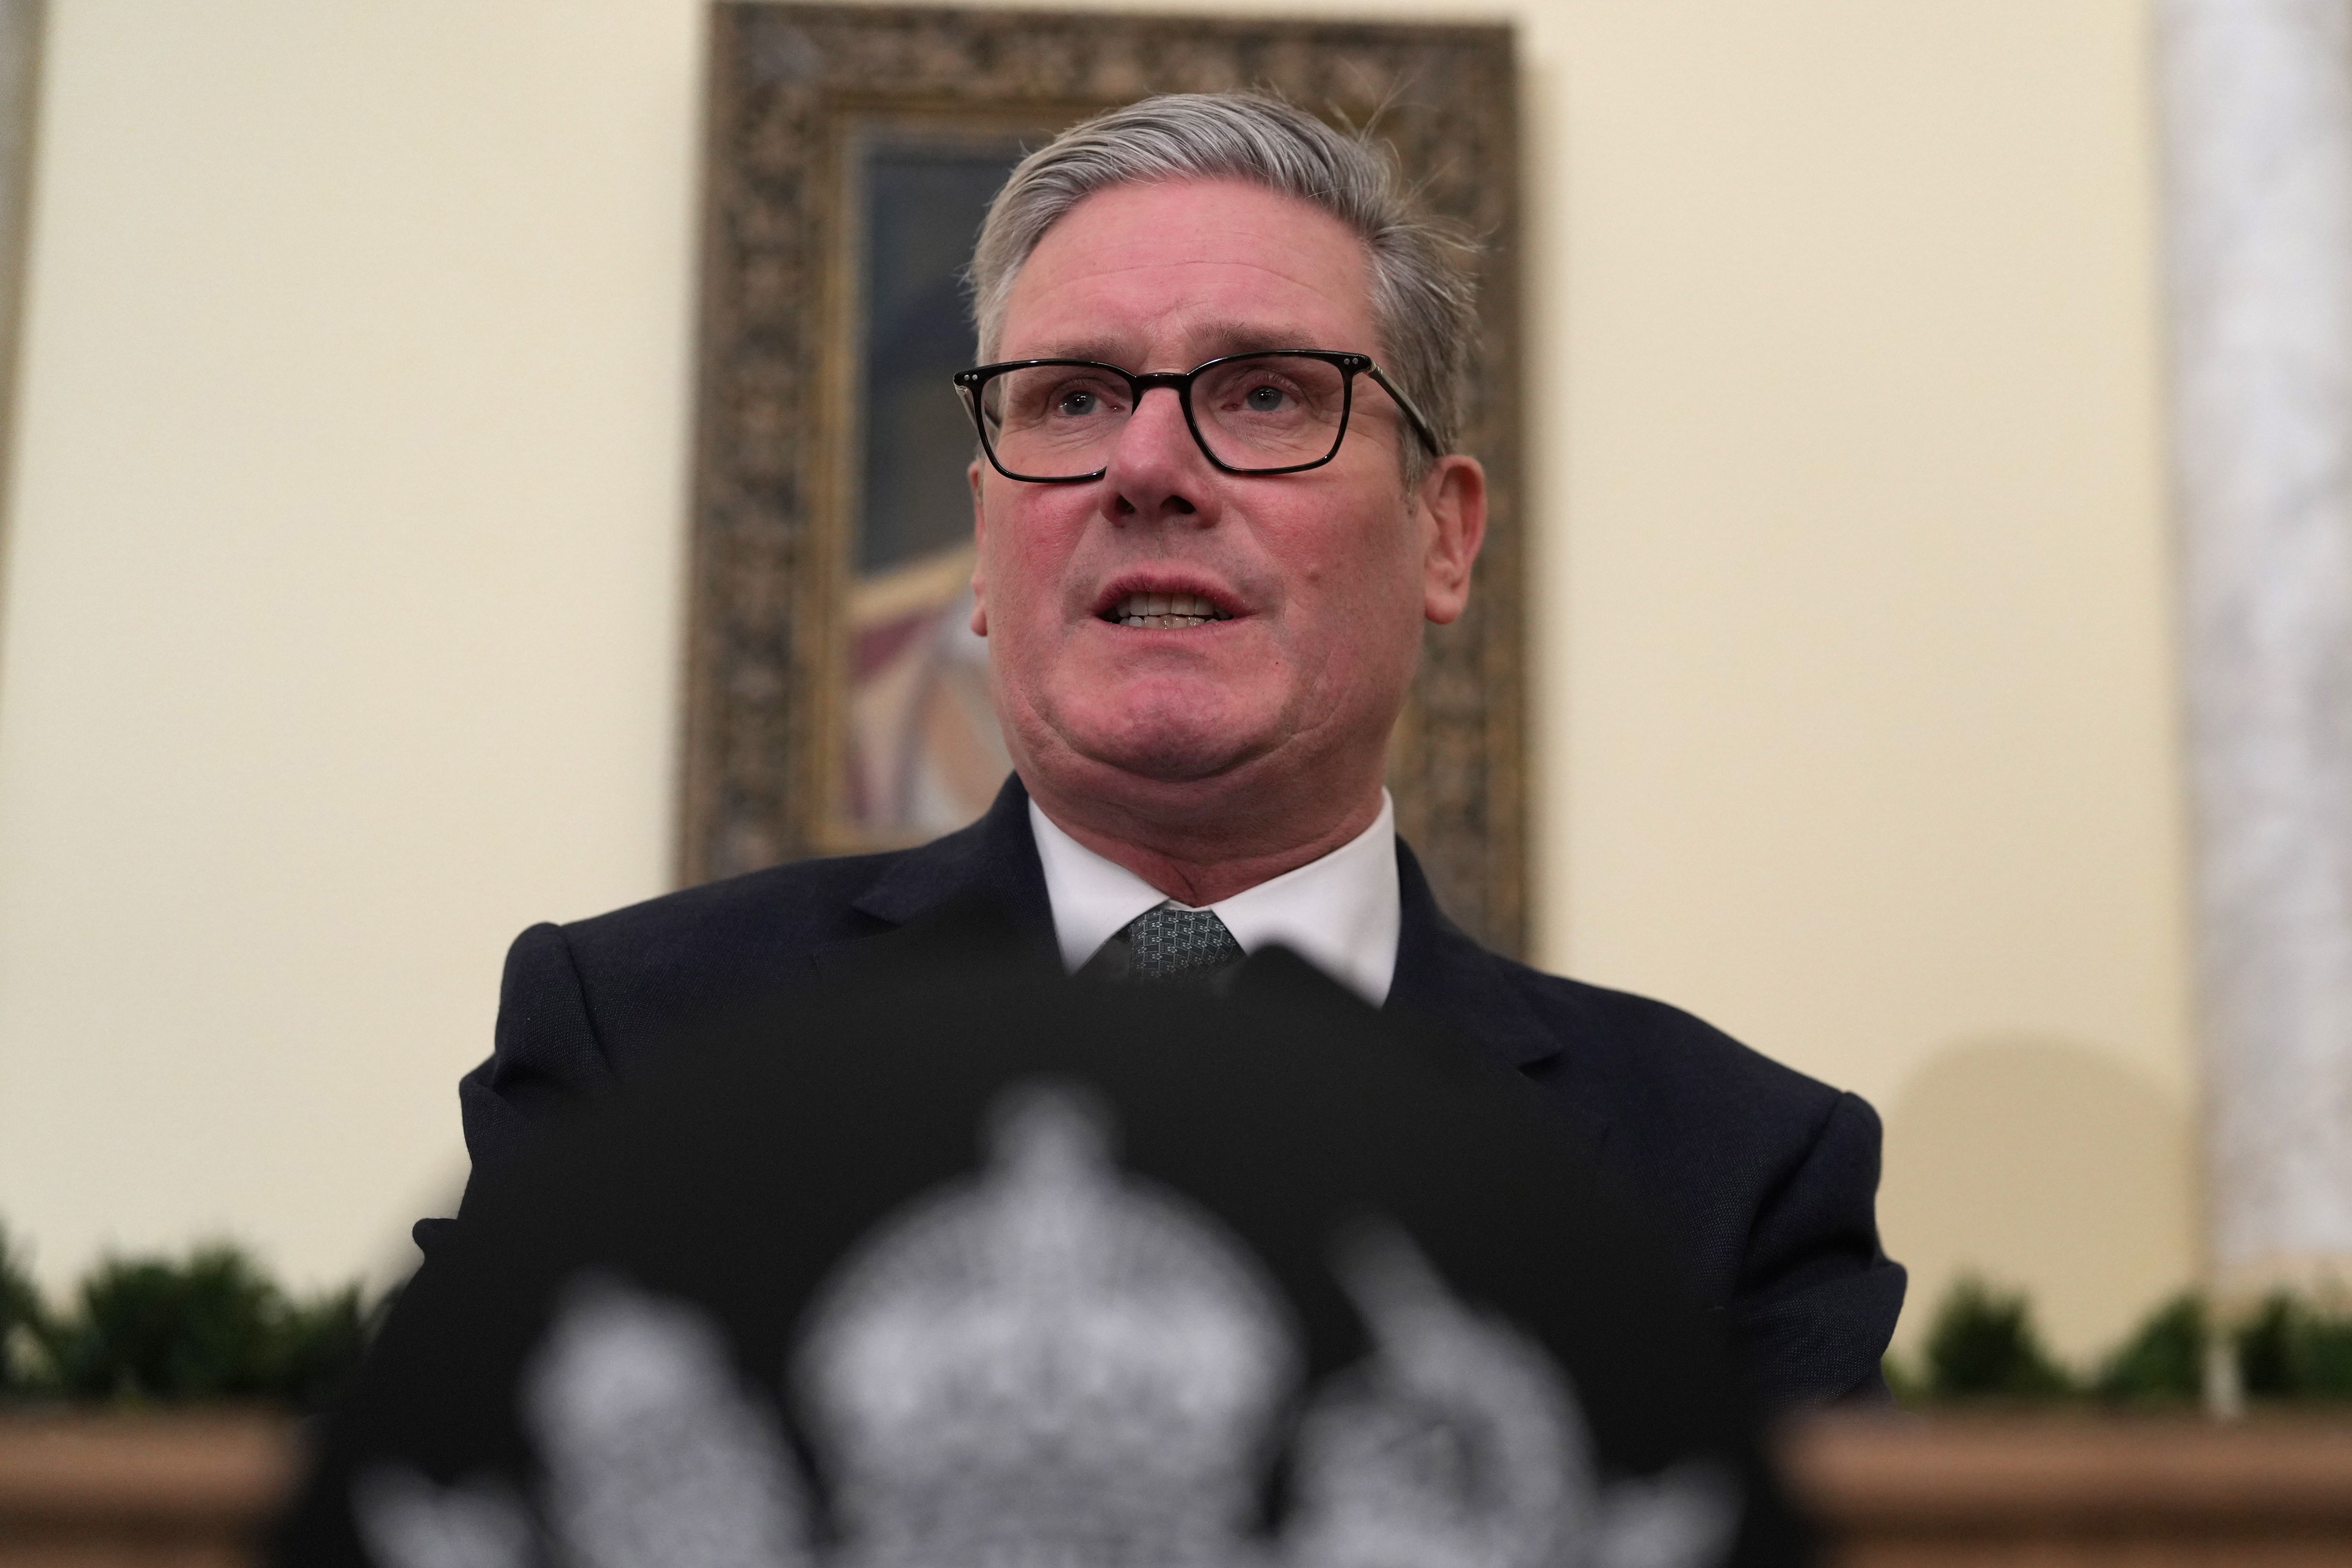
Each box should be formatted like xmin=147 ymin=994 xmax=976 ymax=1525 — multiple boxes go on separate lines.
xmin=997 ymin=177 xmax=1379 ymax=365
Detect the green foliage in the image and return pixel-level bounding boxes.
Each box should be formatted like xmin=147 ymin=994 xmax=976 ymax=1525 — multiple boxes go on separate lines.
xmin=0 ymin=1221 xmax=48 ymax=1395
xmin=2301 ymin=1312 xmax=2352 ymax=1399
xmin=21 ymin=1221 xmax=2352 ymax=1415
xmin=1880 ymin=1349 xmax=1922 ymax=1405
xmin=2234 ymin=1292 xmax=2352 ymax=1401
xmin=1921 ymin=1275 xmax=2072 ymax=1400
xmin=49 ymin=1245 xmax=284 ymax=1401
xmin=2237 ymin=1293 xmax=2297 ymax=1397
xmin=1897 ymin=1278 xmax=2352 ymax=1407
xmin=3 ymin=1234 xmax=376 ymax=1411
xmin=2092 ymin=1291 xmax=2206 ymax=1404
xmin=275 ymin=1284 xmax=373 ymax=1411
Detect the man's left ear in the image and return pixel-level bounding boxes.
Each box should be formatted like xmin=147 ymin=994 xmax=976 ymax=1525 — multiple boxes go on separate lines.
xmin=1418 ymin=453 xmax=1487 ymax=626
xmin=968 ymin=456 xmax=990 ymax=637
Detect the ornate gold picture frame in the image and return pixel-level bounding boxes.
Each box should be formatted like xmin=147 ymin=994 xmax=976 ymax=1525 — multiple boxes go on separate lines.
xmin=682 ymin=2 xmax=1526 ymax=954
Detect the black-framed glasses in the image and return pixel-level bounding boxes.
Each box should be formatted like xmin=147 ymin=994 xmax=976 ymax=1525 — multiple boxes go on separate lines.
xmin=953 ymin=349 xmax=1443 ymax=483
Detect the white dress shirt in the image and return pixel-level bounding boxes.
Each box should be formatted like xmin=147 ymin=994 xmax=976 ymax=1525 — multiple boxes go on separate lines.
xmin=1027 ymin=792 xmax=1402 ymax=1005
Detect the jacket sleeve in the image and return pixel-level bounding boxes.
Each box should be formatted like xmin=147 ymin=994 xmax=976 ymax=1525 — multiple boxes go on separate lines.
xmin=1731 ymin=1090 xmax=1909 ymax=1411
xmin=412 ymin=921 xmax=621 ymax=1256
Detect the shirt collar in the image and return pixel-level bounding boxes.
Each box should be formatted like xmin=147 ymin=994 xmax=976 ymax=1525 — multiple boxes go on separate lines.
xmin=1026 ymin=792 xmax=1401 ymax=1005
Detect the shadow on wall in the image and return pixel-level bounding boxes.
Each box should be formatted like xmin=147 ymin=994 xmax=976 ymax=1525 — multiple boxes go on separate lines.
xmin=1878 ymin=1039 xmax=2197 ymax=1364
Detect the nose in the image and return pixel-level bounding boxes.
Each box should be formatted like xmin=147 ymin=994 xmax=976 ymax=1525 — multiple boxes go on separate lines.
xmin=1099 ymin=383 xmax=1211 ymax=526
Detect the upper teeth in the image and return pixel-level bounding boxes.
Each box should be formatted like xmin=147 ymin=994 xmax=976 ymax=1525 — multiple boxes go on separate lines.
xmin=1112 ymin=592 xmax=1227 ymax=628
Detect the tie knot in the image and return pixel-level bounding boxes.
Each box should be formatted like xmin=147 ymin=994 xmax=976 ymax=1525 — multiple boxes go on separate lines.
xmin=1123 ymin=902 xmax=1244 ymax=982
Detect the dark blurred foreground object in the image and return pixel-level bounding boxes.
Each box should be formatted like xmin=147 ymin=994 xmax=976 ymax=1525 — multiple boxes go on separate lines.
xmin=446 ymin=778 xmax=1905 ymax=1412
xmin=278 ymin=915 xmax=1805 ymax=1567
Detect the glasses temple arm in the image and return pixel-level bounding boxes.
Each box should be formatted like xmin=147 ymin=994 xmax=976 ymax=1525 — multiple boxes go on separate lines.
xmin=1364 ymin=366 xmax=1445 ymax=458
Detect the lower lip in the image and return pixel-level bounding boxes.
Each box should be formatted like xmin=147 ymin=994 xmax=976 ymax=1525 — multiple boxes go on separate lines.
xmin=1098 ymin=614 xmax=1241 ymax=632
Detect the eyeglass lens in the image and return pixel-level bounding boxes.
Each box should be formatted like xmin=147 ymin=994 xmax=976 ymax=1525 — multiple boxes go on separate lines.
xmin=979 ymin=354 xmax=1349 ymax=478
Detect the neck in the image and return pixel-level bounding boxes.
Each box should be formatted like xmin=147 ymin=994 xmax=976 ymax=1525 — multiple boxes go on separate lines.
xmin=1022 ymin=772 xmax=1386 ymax=907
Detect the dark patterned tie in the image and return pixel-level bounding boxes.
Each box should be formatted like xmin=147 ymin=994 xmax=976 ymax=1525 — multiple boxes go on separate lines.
xmin=1095 ymin=901 xmax=1245 ymax=983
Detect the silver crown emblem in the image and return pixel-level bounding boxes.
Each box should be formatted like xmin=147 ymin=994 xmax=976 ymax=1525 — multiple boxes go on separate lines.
xmin=799 ymin=1088 xmax=1297 ymax=1568
xmin=356 ymin=1083 xmax=1738 ymax=1568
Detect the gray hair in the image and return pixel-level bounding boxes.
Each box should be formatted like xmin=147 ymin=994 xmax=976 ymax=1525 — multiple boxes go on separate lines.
xmin=968 ymin=92 xmax=1481 ymax=471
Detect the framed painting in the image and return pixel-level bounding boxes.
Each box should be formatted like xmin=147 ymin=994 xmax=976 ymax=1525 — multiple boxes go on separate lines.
xmin=682 ymin=3 xmax=1526 ymax=954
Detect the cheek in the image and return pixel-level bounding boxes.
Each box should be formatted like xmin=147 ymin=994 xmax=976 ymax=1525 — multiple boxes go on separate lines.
xmin=977 ymin=492 xmax=1036 ymax=586
xmin=1286 ymin=502 xmax=1422 ymax=622
xmin=980 ymin=498 xmax=1084 ymax=639
xmin=1302 ymin=531 xmax=1428 ymax=690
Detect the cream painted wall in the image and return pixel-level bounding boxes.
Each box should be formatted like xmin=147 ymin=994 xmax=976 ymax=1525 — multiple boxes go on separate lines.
xmin=0 ymin=2 xmax=703 ymax=1294
xmin=1538 ymin=4 xmax=2196 ymax=1362
xmin=0 ymin=0 xmax=2191 ymax=1363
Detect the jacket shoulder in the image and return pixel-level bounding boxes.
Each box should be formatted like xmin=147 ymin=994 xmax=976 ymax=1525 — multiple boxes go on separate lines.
xmin=558 ymin=848 xmax=908 ymax=974
xmin=1491 ymin=955 xmax=1902 ymax=1400
xmin=518 ymin=847 xmax=925 ymax=1060
xmin=1509 ymin=961 xmax=1847 ymax=1134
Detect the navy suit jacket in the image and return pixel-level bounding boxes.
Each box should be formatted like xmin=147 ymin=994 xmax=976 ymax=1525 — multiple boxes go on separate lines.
xmin=426 ymin=777 xmax=1904 ymax=1412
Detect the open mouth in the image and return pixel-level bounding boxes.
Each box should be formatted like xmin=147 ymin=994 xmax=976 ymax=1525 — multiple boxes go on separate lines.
xmin=1103 ymin=591 xmax=1233 ymax=630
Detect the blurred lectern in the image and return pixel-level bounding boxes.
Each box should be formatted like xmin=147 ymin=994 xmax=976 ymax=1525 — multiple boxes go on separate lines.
xmin=274 ymin=910 xmax=1806 ymax=1567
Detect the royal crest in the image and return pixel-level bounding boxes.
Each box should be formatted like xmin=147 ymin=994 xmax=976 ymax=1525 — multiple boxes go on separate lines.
xmin=356 ymin=1084 xmax=1736 ymax=1568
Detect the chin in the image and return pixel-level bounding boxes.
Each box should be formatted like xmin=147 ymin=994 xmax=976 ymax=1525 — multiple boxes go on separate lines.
xmin=1088 ymin=718 xmax=1259 ymax=784
xmin=1045 ymin=693 xmax=1273 ymax=789
xmin=1090 ymin=738 xmax=1252 ymax=787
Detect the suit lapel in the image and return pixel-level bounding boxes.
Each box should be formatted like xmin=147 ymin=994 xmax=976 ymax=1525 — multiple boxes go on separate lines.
xmin=809 ymin=794 xmax=1603 ymax=1151
xmin=809 ymin=776 xmax=1055 ymax=973
xmin=1384 ymin=841 xmax=1555 ymax=1067
xmin=1384 ymin=841 xmax=1613 ymax=1155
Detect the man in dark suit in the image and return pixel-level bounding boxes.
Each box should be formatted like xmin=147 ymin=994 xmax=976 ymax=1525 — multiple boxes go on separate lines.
xmin=426 ymin=92 xmax=1904 ymax=1411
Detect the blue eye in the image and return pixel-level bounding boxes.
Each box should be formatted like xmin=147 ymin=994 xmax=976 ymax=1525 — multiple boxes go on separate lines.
xmin=1244 ymin=384 xmax=1287 ymax=411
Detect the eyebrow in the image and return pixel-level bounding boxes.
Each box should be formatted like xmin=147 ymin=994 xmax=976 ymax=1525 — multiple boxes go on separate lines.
xmin=1011 ymin=321 xmax=1347 ymax=367
xmin=1015 ymin=337 xmax=1132 ymax=365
